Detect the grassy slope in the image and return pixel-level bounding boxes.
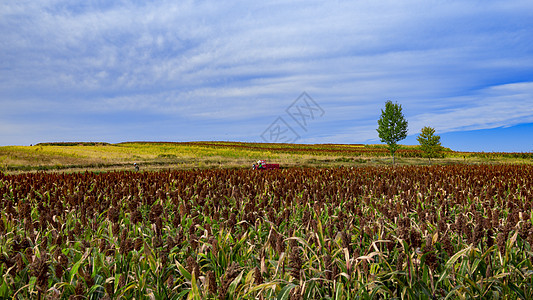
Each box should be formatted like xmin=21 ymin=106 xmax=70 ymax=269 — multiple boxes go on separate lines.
xmin=0 ymin=141 xmax=531 ymax=173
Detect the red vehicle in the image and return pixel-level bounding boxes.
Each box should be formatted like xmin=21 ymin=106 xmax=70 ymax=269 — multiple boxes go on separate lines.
xmin=252 ymin=160 xmax=280 ymax=170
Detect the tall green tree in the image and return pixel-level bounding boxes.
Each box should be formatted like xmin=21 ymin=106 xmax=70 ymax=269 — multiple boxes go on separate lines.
xmin=377 ymin=100 xmax=408 ymax=164
xmin=417 ymin=126 xmax=442 ymax=164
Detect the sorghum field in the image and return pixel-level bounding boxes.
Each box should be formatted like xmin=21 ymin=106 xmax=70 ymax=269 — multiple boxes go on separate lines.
xmin=1 ymin=165 xmax=533 ymax=299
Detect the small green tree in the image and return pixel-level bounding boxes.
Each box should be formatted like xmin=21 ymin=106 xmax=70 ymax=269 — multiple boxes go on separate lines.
xmin=417 ymin=126 xmax=442 ymax=164
xmin=377 ymin=100 xmax=408 ymax=164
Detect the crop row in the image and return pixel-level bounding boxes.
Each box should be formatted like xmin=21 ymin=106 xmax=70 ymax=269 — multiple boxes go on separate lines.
xmin=137 ymin=141 xmax=533 ymax=159
xmin=122 ymin=141 xmax=429 ymax=158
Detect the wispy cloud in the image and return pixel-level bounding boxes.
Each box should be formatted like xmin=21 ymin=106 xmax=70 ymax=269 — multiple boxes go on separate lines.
xmin=1 ymin=0 xmax=532 ymax=149
xmin=409 ymin=82 xmax=533 ymax=132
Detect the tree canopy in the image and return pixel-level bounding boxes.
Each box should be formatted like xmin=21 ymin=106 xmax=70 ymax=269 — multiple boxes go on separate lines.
xmin=376 ymin=100 xmax=408 ymax=164
xmin=417 ymin=126 xmax=442 ymax=164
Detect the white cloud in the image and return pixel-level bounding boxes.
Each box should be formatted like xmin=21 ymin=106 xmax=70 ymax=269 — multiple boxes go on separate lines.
xmin=409 ymin=82 xmax=533 ymax=134
xmin=1 ymin=0 xmax=532 ymax=148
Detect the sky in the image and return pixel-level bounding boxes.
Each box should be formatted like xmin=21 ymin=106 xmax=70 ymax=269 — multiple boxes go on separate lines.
xmin=1 ymin=0 xmax=532 ymax=152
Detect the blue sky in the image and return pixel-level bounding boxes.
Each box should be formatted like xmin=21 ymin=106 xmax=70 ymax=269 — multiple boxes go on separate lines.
xmin=1 ymin=0 xmax=532 ymax=152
